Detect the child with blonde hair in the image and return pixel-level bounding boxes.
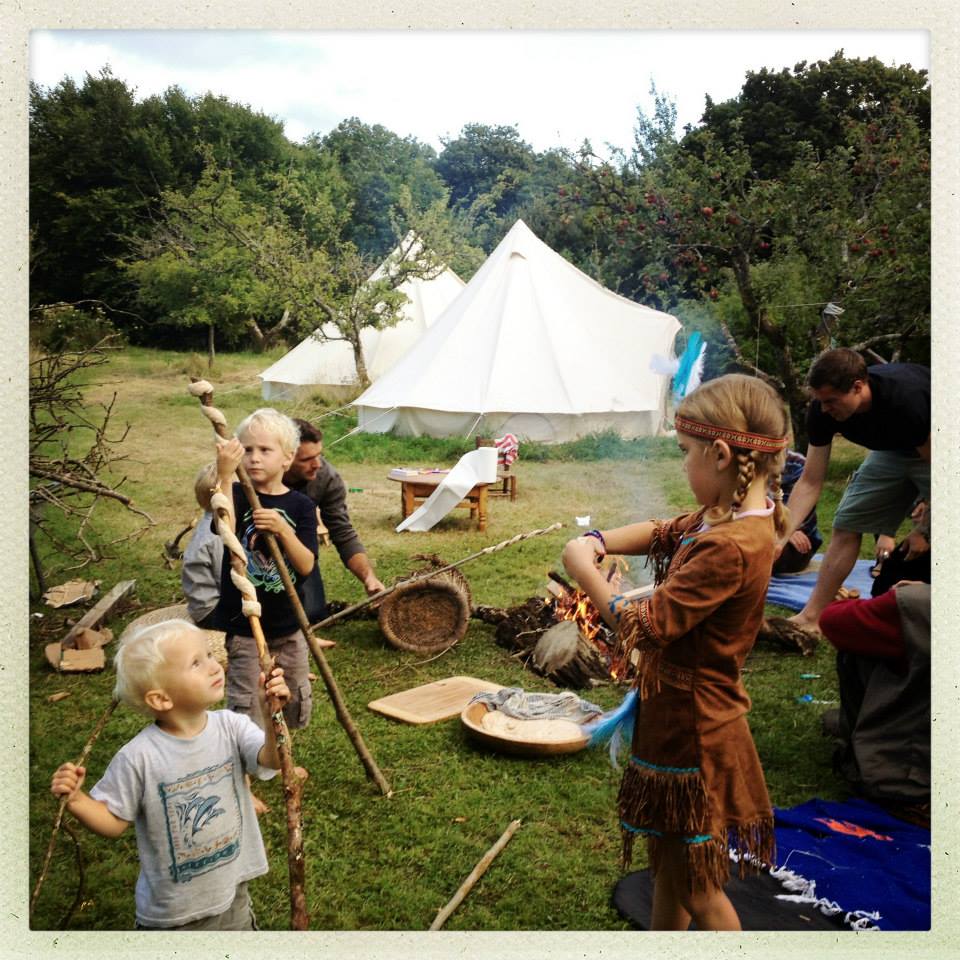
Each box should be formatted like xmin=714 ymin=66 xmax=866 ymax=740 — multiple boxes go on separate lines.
xmin=212 ymin=409 xmax=318 ymax=738
xmin=50 ymin=620 xmax=290 ymax=929
xmin=563 ymin=374 xmax=789 ymax=931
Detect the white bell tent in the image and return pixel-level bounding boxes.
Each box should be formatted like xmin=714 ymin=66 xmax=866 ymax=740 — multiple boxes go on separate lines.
xmin=258 ymin=240 xmax=465 ymax=401
xmin=353 ymin=220 xmax=681 ymax=442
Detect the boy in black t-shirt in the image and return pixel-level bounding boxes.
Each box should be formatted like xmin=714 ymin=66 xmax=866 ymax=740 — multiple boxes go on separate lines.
xmin=213 ymin=409 xmax=318 ymax=740
xmin=778 ymin=348 xmax=930 ymax=638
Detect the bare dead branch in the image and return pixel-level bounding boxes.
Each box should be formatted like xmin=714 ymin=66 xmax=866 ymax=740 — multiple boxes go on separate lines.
xmin=29 ymin=334 xmax=155 ymax=574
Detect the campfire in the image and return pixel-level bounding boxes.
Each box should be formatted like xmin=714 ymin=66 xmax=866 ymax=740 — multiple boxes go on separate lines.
xmin=552 ymin=587 xmax=607 ymax=645
xmin=475 ymin=572 xmax=627 ymax=689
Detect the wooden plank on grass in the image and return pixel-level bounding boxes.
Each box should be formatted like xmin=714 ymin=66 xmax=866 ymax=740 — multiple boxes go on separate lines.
xmin=62 ymin=580 xmax=137 ymax=648
xmin=368 ymin=676 xmax=504 ymax=725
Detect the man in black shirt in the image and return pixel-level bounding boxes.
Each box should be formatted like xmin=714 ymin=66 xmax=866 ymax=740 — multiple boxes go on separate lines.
xmin=778 ymin=348 xmax=930 ymax=635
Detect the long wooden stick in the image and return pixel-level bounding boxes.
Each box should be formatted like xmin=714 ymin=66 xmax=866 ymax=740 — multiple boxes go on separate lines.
xmin=313 ymin=523 xmax=564 ymax=631
xmin=210 ymin=490 xmax=308 ymax=930
xmin=189 ymin=379 xmax=392 ymax=798
xmin=249 ymin=623 xmax=308 ymax=929
xmin=30 ymin=698 xmax=119 ymax=920
xmin=429 ymin=819 xmax=522 ymax=930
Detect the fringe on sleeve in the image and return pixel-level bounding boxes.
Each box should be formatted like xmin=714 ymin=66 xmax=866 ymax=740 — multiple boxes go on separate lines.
xmin=614 ymin=601 xmax=662 ymax=701
xmin=645 ymin=519 xmax=673 ymax=586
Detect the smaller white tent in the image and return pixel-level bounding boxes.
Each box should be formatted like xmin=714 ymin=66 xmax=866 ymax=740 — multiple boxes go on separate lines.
xmin=258 ymin=240 xmax=465 ymax=400
xmin=353 ymin=220 xmax=681 ymax=442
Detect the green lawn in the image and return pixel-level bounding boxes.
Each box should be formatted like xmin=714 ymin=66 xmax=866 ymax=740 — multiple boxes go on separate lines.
xmin=29 ymin=347 xmax=879 ymax=931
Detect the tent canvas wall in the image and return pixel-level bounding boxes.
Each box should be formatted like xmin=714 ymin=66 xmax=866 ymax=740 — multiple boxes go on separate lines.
xmin=353 ymin=220 xmax=681 ymax=442
xmin=258 ymin=246 xmax=465 ymax=401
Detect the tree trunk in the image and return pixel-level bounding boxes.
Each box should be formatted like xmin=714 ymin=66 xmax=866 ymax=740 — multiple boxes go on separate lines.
xmin=729 ymin=249 xmax=809 ymax=449
xmin=789 ymin=395 xmax=809 ymax=451
xmin=351 ymin=334 xmax=370 ymax=389
xmin=259 ymin=308 xmax=293 ymax=353
xmin=207 ymin=323 xmax=215 ymax=369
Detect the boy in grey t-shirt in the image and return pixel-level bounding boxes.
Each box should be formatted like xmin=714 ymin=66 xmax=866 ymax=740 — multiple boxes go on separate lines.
xmin=50 ymin=619 xmax=290 ymax=929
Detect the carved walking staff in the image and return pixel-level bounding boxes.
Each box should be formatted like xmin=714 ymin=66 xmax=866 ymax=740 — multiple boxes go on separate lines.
xmin=208 ymin=483 xmax=308 ymax=929
xmin=188 ymin=379 xmax=392 ymax=797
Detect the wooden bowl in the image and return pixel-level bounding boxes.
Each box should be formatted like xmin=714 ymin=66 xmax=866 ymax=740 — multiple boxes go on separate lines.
xmin=460 ymin=701 xmax=590 ymax=757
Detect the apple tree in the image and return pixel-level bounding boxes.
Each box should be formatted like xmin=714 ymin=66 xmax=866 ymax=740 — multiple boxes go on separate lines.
xmin=561 ymin=67 xmax=929 ymax=445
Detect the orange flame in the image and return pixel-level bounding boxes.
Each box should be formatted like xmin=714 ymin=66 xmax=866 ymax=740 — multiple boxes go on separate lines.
xmin=552 ymin=589 xmax=615 ymax=673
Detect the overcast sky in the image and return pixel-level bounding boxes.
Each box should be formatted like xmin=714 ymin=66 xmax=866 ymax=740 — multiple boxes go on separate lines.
xmin=29 ymin=29 xmax=929 ymax=157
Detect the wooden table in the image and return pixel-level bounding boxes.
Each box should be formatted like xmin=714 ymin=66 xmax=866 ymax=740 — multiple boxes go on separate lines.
xmin=388 ymin=469 xmax=491 ymax=532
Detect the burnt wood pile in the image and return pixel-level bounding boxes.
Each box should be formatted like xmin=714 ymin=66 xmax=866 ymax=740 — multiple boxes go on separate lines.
xmin=473 ymin=576 xmax=616 ymax=689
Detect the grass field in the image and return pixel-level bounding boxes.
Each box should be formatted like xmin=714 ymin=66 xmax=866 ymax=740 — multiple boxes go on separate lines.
xmin=28 ymin=347 xmax=881 ymax=931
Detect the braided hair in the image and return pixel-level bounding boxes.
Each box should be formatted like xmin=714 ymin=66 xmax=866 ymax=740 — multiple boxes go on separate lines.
xmin=676 ymin=374 xmax=790 ymax=538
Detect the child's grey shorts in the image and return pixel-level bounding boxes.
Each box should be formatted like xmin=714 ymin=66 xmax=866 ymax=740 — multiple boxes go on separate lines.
xmin=225 ymin=629 xmax=312 ymax=730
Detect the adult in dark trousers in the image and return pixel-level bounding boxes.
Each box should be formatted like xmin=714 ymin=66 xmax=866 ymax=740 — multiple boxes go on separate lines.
xmin=283 ymin=418 xmax=385 ymax=621
xmin=818 ymin=569 xmax=930 ymax=825
xmin=777 ymin=348 xmax=930 ymax=639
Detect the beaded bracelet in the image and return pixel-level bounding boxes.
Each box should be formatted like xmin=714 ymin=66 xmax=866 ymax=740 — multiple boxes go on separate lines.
xmin=584 ymin=529 xmax=606 ymax=555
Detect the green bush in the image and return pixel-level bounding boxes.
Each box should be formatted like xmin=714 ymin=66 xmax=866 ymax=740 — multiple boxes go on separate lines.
xmin=29 ymin=304 xmax=125 ymax=353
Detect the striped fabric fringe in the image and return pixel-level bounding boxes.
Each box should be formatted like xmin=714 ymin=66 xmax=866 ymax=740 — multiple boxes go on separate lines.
xmin=768 ymin=863 xmax=881 ymax=930
xmin=618 ymin=761 xmax=709 ymax=867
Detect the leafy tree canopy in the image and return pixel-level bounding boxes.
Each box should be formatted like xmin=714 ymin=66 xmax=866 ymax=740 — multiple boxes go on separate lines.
xmin=30 ymin=68 xmax=293 ymax=315
xmin=688 ymin=52 xmax=930 ymax=179
xmin=310 ymin=118 xmax=448 ymax=258
xmin=561 ymin=57 xmax=929 ymax=443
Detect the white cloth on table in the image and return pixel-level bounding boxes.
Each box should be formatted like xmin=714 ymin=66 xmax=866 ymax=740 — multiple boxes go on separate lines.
xmin=396 ymin=447 xmax=498 ymax=533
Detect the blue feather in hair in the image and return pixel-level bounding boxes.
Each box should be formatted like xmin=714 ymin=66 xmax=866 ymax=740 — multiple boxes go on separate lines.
xmin=581 ymin=689 xmax=637 ymax=768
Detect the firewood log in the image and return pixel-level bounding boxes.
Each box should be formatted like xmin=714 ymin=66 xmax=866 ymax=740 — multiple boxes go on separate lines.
xmin=531 ymin=620 xmax=611 ymax=688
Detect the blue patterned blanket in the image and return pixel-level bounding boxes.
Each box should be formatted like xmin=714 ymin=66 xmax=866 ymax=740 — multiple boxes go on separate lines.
xmin=771 ymin=797 xmax=930 ymax=930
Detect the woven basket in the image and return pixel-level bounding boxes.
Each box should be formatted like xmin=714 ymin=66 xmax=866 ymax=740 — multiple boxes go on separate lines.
xmin=378 ymin=565 xmax=472 ymax=655
xmin=119 ymin=603 xmax=228 ymax=669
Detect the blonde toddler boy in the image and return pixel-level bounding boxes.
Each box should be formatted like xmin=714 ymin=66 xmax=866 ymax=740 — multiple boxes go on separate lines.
xmin=50 ymin=620 xmax=290 ymax=930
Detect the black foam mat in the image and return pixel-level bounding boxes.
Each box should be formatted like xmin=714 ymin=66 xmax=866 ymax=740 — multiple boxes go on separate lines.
xmin=612 ymin=868 xmax=851 ymax=931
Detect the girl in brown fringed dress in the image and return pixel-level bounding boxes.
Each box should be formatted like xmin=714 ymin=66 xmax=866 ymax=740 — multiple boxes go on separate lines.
xmin=562 ymin=374 xmax=790 ymax=931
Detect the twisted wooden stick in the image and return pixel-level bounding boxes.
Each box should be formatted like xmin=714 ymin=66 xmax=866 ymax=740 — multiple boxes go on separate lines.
xmin=188 ymin=379 xmax=392 ymax=798
xmin=312 ymin=523 xmax=565 ymax=631
xmin=208 ymin=483 xmax=308 ymax=929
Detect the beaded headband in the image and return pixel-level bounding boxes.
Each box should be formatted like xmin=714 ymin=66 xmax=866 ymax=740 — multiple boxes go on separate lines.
xmin=674 ymin=415 xmax=788 ymax=453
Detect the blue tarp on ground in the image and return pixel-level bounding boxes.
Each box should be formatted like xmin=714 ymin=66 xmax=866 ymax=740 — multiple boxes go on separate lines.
xmin=766 ymin=556 xmax=875 ymax=612
xmin=773 ymin=797 xmax=930 ymax=930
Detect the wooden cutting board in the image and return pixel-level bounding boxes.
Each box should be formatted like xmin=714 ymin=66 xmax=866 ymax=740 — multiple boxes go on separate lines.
xmin=368 ymin=675 xmax=504 ymax=725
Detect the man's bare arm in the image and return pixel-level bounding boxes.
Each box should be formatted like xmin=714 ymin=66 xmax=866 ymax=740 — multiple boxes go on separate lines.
xmin=781 ymin=444 xmax=831 ymax=543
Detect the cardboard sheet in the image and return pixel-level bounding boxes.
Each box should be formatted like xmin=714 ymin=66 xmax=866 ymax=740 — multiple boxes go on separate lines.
xmin=368 ymin=675 xmax=504 ymax=725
